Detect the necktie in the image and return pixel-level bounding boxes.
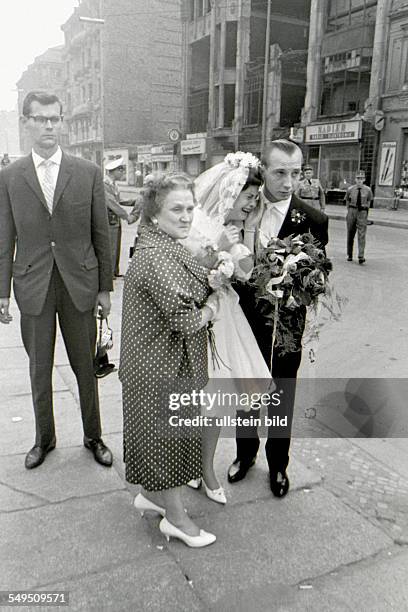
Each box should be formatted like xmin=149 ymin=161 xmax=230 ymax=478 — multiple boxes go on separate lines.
xmin=308 ymin=179 xmax=312 ymax=185
xmin=41 ymin=159 xmax=55 ymax=214
xmin=356 ymin=187 xmax=362 ymax=210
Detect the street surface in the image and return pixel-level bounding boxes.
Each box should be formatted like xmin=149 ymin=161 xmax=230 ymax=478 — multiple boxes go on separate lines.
xmin=0 ymin=215 xmax=407 ymax=611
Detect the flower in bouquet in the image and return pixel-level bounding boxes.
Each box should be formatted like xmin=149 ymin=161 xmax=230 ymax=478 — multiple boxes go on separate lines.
xmin=208 ymin=251 xmax=235 ymax=289
xmin=250 ymin=233 xmax=343 ymax=359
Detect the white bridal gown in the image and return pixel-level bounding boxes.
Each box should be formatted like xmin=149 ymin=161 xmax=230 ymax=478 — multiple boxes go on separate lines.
xmin=181 ymin=208 xmax=272 ymax=415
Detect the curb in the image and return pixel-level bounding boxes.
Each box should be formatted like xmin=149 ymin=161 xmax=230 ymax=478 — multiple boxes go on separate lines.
xmin=327 ymin=212 xmax=408 ymax=230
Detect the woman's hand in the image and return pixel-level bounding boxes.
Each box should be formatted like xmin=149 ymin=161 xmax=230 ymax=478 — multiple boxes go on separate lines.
xmin=244 ymin=201 xmax=264 ymax=232
xmin=218 ymin=225 xmax=240 ymax=250
xmin=200 ymin=291 xmax=221 ymax=327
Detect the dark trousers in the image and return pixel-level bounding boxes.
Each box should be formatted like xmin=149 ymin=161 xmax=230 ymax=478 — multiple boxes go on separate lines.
xmin=234 ymin=283 xmax=305 ymax=474
xmin=236 ymin=349 xmax=302 ymax=474
xmin=346 ymin=208 xmax=368 ymax=259
xmin=20 ymin=265 xmax=101 ymax=447
xmin=109 ymin=222 xmax=122 ymax=276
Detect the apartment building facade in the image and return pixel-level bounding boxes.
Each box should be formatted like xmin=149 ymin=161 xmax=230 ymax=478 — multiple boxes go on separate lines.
xmin=16 ymin=46 xmax=66 ymax=154
xmin=180 ymin=0 xmax=311 ymax=175
xmin=62 ymin=0 xmax=184 ymax=183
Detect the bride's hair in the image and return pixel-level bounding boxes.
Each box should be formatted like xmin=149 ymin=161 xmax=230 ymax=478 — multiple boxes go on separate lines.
xmin=141 ymin=173 xmax=195 ymax=224
xmin=242 ymin=166 xmax=262 ymax=192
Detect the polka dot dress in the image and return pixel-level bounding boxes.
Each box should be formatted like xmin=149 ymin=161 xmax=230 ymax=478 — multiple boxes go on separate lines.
xmin=119 ymin=225 xmax=210 ymax=491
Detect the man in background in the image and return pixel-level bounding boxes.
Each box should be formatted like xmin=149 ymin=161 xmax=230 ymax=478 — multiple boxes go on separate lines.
xmin=104 ymin=157 xmax=135 ymax=278
xmin=345 ymin=171 xmax=373 ymax=264
xmin=295 ymin=164 xmax=326 ymax=211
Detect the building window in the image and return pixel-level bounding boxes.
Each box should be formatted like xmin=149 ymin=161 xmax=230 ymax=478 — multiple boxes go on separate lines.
xmin=243 ymin=61 xmax=263 ymax=126
xmin=188 ymin=88 xmax=209 ymax=132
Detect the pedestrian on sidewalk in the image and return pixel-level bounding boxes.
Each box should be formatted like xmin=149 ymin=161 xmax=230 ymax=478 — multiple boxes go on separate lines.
xmin=345 ymin=171 xmax=373 ymax=264
xmin=0 ymin=90 xmax=114 ymax=470
xmin=104 ymin=157 xmax=136 ymax=278
xmin=295 ymin=164 xmax=326 ymax=211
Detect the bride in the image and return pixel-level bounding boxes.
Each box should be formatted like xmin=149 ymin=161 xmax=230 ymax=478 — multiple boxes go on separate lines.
xmin=181 ymin=152 xmax=272 ymax=504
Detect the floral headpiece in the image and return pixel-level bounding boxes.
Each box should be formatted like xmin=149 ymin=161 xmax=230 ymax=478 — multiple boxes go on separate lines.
xmin=224 ymin=151 xmax=261 ymax=170
xmin=194 ymin=151 xmax=261 ymax=223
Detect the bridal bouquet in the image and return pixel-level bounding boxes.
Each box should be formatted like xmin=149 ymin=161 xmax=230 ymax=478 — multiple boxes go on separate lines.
xmin=207 ymin=251 xmax=235 ymax=289
xmin=250 ymin=233 xmax=343 ymax=358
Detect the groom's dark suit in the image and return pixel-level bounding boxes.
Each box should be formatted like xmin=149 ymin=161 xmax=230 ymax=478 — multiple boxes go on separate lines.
xmin=235 ymin=192 xmax=328 ymax=475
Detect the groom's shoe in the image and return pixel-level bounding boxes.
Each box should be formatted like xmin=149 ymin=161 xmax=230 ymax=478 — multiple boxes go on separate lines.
xmin=269 ymin=471 xmax=290 ymax=498
xmin=84 ymin=437 xmax=113 ymax=467
xmin=25 ymin=439 xmax=56 ymax=469
xmin=227 ymin=458 xmax=256 ymax=483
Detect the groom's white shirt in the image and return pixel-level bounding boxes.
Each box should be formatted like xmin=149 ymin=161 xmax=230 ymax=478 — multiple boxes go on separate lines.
xmin=258 ymin=187 xmax=291 ymax=248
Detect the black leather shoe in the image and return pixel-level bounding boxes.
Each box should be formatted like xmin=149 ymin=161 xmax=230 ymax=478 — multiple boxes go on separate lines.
xmin=347 ymin=256 xmax=352 ymax=261
xmin=269 ymin=471 xmax=290 ymax=498
xmin=227 ymin=458 xmax=256 ymax=483
xmin=25 ymin=439 xmax=56 ymax=470
xmin=84 ymin=438 xmax=113 ymax=466
xmin=358 ymin=258 xmax=366 ymax=265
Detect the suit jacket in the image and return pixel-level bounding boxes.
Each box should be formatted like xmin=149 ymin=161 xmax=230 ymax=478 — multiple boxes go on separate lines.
xmin=237 ymin=193 xmax=329 ymax=360
xmin=0 ymin=152 xmax=113 ymax=315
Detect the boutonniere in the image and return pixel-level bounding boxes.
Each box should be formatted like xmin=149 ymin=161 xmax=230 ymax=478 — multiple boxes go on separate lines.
xmin=291 ymin=208 xmax=307 ymax=224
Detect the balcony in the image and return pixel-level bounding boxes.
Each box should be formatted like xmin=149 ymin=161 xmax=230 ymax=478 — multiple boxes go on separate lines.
xmin=322 ymin=23 xmax=375 ymax=56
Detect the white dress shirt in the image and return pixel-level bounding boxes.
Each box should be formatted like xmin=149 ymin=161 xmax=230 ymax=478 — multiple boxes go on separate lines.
xmin=32 ymin=147 xmax=62 ymax=198
xmin=258 ymin=188 xmax=291 ymax=248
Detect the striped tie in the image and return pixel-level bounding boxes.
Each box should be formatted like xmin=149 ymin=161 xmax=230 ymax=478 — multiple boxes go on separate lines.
xmin=41 ymin=159 xmax=55 ymax=214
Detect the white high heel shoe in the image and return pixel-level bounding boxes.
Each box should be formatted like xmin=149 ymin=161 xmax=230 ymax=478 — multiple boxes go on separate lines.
xmin=187 ymin=478 xmax=202 ymax=489
xmin=159 ymin=517 xmax=216 ymax=548
xmin=134 ymin=493 xmax=166 ymax=517
xmin=203 ymin=481 xmax=227 ymax=505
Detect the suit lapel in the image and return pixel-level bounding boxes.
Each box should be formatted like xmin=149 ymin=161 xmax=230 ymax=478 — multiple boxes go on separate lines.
xmin=52 ymin=153 xmax=73 ymax=212
xmin=21 ymin=155 xmax=48 ymax=211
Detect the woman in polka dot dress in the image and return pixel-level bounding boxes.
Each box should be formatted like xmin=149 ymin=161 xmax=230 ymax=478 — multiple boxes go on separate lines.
xmin=119 ymin=174 xmax=219 ymax=547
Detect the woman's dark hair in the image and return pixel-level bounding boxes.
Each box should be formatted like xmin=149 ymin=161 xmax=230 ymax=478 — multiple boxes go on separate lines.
xmin=22 ymin=91 xmax=63 ymax=117
xmin=241 ymin=166 xmax=262 ymax=191
xmin=141 ymin=173 xmax=195 ymax=224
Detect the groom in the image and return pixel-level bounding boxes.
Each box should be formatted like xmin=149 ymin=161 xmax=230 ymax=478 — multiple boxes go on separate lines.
xmin=229 ymin=139 xmax=329 ymax=497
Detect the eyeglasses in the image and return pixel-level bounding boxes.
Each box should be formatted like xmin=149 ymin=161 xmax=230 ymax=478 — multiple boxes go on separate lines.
xmin=27 ymin=115 xmax=63 ymax=126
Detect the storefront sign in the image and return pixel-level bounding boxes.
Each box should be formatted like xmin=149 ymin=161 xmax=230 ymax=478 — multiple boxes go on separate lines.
xmin=180 ymin=138 xmax=206 ymax=155
xmin=378 ymin=142 xmax=396 ymax=187
xmin=186 ymin=132 xmax=207 ymax=140
xmin=305 ymin=121 xmax=361 ymax=144
xmin=136 ymin=144 xmax=152 ymax=164
xmin=151 ymin=143 xmax=175 ymax=155
xmin=152 ymin=154 xmax=174 ymax=162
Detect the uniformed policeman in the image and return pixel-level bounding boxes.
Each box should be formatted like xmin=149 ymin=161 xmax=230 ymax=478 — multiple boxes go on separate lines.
xmin=295 ymin=165 xmax=326 ymax=211
xmin=104 ymin=157 xmax=134 ymax=278
xmin=344 ymin=171 xmax=373 ymax=264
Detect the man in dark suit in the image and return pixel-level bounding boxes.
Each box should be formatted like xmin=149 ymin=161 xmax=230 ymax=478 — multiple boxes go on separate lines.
xmin=228 ymin=139 xmax=329 ymax=497
xmin=0 ymin=91 xmax=114 ymax=469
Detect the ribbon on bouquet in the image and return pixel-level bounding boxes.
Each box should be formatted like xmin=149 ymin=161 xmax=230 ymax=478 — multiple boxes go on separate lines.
xmin=207 ymin=322 xmax=231 ymax=372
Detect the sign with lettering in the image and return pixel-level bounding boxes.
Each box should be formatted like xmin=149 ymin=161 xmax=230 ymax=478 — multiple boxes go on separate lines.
xmin=378 ymin=141 xmax=396 ymax=187
xmin=180 ymin=138 xmax=206 ymax=155
xmin=305 ymin=120 xmax=361 ymax=144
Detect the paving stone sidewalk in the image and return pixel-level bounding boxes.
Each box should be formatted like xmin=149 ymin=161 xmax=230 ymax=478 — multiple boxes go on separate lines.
xmin=1 ymin=222 xmax=408 ymax=611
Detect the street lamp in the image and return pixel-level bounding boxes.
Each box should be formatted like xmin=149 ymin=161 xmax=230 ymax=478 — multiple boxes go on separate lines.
xmin=78 ymin=15 xmax=105 ymax=168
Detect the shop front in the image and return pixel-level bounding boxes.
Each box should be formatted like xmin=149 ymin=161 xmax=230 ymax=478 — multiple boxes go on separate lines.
xmin=136 ymin=145 xmax=153 ymax=185
xmin=151 ymin=143 xmax=178 ymax=173
xmin=180 ymin=133 xmax=207 ymax=176
xmin=375 ymin=97 xmax=408 ymax=208
xmin=304 ymin=119 xmax=362 ymax=204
